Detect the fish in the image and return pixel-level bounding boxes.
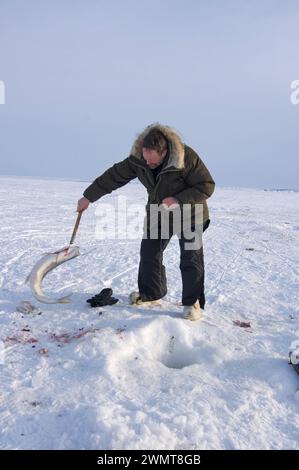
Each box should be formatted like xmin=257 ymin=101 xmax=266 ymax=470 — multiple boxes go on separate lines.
xmin=26 ymin=245 xmax=80 ymax=304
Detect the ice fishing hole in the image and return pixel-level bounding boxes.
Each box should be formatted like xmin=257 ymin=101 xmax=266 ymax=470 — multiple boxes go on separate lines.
xmin=158 ymin=336 xmax=201 ymax=370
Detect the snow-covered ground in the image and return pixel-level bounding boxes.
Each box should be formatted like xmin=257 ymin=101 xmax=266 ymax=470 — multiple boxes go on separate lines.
xmin=0 ymin=176 xmax=298 ymax=450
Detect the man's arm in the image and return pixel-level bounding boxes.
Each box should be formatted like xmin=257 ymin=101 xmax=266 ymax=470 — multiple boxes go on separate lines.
xmin=77 ymin=157 xmax=137 ymax=212
xmin=174 ymin=148 xmax=215 ymax=205
xmin=83 ymin=157 xmax=137 ymax=203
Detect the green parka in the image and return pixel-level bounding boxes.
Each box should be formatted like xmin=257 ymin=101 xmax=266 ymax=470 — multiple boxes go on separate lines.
xmin=83 ymin=123 xmax=215 ymax=223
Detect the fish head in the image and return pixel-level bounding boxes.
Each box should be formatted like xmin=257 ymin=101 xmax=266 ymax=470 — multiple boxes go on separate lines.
xmin=55 ymin=245 xmax=80 ymax=263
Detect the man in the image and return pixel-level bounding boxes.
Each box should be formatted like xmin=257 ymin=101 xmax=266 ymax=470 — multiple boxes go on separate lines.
xmin=77 ymin=123 xmax=215 ymax=321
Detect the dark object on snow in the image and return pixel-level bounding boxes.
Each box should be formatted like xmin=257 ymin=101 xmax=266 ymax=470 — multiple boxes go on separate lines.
xmin=289 ymin=348 xmax=299 ymax=375
xmin=291 ymin=363 xmax=299 ymax=375
xmin=88 ymin=297 xmax=119 ymax=307
xmin=86 ymin=288 xmax=119 ymax=307
xmin=233 ymin=320 xmax=251 ymax=328
xmin=87 ymin=288 xmax=112 ymax=302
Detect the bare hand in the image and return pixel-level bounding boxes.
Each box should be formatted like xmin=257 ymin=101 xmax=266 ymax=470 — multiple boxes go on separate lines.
xmin=77 ymin=196 xmax=90 ymax=212
xmin=162 ymin=197 xmax=179 ymax=209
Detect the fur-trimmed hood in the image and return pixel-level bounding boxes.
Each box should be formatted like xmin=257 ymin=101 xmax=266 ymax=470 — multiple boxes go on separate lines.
xmin=130 ymin=123 xmax=185 ymax=170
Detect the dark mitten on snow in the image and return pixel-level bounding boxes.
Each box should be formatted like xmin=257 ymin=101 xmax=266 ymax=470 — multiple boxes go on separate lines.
xmin=86 ymin=288 xmax=119 ymax=307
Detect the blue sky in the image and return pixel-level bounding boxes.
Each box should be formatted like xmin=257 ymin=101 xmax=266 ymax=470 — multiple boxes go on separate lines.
xmin=0 ymin=0 xmax=298 ymax=189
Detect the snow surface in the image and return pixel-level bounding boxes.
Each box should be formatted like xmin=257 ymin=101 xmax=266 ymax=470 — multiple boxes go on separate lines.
xmin=0 ymin=176 xmax=298 ymax=450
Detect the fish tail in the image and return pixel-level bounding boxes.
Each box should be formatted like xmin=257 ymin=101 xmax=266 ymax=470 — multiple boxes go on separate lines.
xmin=58 ymin=294 xmax=73 ymax=303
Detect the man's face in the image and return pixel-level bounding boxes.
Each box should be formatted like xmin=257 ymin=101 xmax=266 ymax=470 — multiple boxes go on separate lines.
xmin=142 ymin=148 xmax=167 ymax=169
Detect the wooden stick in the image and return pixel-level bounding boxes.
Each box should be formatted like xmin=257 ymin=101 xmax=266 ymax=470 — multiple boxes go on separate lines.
xmin=69 ymin=211 xmax=82 ymax=246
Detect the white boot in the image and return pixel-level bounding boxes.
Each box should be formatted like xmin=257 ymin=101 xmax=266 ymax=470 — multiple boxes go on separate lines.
xmin=183 ymin=300 xmax=201 ymax=321
xmin=129 ymin=291 xmax=161 ymax=307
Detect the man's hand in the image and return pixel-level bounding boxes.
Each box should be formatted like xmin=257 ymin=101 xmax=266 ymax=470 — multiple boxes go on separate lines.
xmin=162 ymin=197 xmax=179 ymax=209
xmin=77 ymin=196 xmax=90 ymax=212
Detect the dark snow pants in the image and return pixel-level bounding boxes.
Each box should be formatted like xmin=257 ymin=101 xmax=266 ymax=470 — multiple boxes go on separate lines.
xmin=138 ymin=219 xmax=210 ymax=308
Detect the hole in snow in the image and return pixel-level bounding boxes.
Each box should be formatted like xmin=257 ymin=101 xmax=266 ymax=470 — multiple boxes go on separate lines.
xmin=158 ymin=336 xmax=201 ymax=369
